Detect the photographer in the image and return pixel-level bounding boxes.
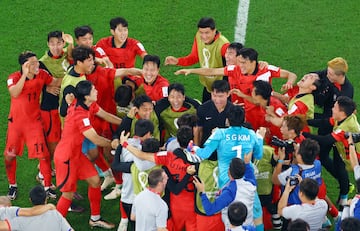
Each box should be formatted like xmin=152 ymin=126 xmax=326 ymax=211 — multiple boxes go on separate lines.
xmin=277 ymin=178 xmax=327 ymax=231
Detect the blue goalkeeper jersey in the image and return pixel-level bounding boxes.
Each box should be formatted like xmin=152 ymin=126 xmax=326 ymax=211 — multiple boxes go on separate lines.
xmin=196 ymin=126 xmax=263 ymax=188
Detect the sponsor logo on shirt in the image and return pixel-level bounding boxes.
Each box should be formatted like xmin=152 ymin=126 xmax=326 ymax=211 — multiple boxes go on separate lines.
xmin=83 ymin=118 xmax=90 ymax=126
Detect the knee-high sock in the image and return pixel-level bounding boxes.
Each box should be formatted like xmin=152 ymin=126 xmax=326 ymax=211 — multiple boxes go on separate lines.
xmin=5 ymin=158 xmax=16 ymax=185
xmin=88 ymin=186 xmax=101 ymax=216
xmin=57 ymin=195 xmax=72 ymax=217
xmin=39 ymin=157 xmax=52 ymax=187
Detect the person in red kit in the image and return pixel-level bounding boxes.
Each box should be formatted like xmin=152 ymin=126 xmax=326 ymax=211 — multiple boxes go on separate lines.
xmin=54 ymin=80 xmax=120 ymax=229
xmin=5 ymin=51 xmax=61 ymax=200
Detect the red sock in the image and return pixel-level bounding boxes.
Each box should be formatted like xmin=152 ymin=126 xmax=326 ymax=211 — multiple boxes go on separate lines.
xmin=113 ymin=171 xmax=123 ymax=185
xmin=329 ymin=204 xmax=339 ymax=217
xmin=57 ymin=195 xmax=72 ymax=217
xmin=39 ymin=157 xmax=52 ymax=187
xmin=94 ymin=152 xmax=109 ymax=172
xmin=5 ymin=158 xmax=16 ymax=185
xmin=120 ymin=201 xmax=128 ymax=219
xmin=88 ymin=186 xmax=101 ymax=216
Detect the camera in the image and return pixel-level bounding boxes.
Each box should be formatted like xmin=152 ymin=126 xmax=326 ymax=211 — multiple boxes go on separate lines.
xmin=344 ymin=132 xmax=360 ymax=143
xmin=286 ymin=175 xmax=299 ymax=186
xmin=271 ymin=136 xmax=295 ymax=159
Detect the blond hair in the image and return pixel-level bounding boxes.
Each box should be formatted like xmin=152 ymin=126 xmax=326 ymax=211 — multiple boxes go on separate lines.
xmin=327 ymin=57 xmax=348 ymax=75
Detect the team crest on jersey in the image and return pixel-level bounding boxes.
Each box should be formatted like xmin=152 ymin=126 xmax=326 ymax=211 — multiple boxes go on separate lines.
xmin=82 ymin=118 xmax=90 ymax=126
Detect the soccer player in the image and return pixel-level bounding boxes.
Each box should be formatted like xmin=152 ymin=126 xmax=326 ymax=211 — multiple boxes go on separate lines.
xmin=96 ymin=16 xmax=147 ymax=68
xmin=54 ymin=81 xmax=118 ymax=229
xmin=130 ymin=169 xmax=169 ymax=231
xmin=4 ymin=51 xmax=61 ymax=200
xmin=141 ymin=55 xmax=169 ymax=101
xmin=165 ymin=17 xmax=229 ymax=102
xmin=74 ymin=25 xmax=113 ymax=68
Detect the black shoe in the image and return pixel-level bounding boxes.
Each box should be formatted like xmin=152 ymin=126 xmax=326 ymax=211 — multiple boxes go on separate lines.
xmin=68 ymin=203 xmax=85 ymax=213
xmin=46 ymin=188 xmax=57 ymax=199
xmin=7 ymin=186 xmax=18 ymax=200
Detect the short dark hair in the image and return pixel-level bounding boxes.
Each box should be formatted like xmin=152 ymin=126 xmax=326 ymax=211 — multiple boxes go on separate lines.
xmin=298 ymin=138 xmax=319 ymax=165
xmin=228 ymin=201 xmax=247 ymax=226
xmin=115 ymin=85 xmax=133 ymax=107
xmin=211 ymin=80 xmax=230 ymax=93
xmin=148 ymin=168 xmax=165 ymax=188
xmin=253 ymin=80 xmax=272 ymax=100
xmin=197 ymin=17 xmax=216 ymax=30
xmin=72 ymin=45 xmax=95 ymax=64
xmin=47 ymin=30 xmax=63 ymax=42
xmin=75 ymin=80 xmax=93 ymax=102
xmin=341 ymin=217 xmax=360 ymax=231
xmin=177 ymin=113 xmax=197 ymax=128
xmin=336 ymin=96 xmax=356 ymax=117
xmin=168 ymin=83 xmax=185 ymax=96
xmin=299 ymin=178 xmax=319 ymax=200
xmin=229 ymin=158 xmax=245 ymax=179
xmin=177 ymin=126 xmax=193 ymax=148
xmin=74 ymin=25 xmax=93 ymax=39
xmin=29 ymin=185 xmax=47 ymax=206
xmin=133 ymin=95 xmax=152 ymax=108
xmin=227 ymin=105 xmax=245 ymax=127
xmin=283 ymin=115 xmax=306 ymax=136
xmin=239 ymin=48 xmax=258 ymax=62
xmin=228 ymin=42 xmax=244 ymax=56
xmin=110 ymin=17 xmax=128 ymax=30
xmin=287 ymin=218 xmax=310 ymax=231
xmin=143 ymin=54 xmax=160 ymax=68
xmin=18 ymin=51 xmax=37 ymax=65
xmin=134 ymin=119 xmax=154 ymax=137
xmin=142 ymin=138 xmax=160 ymax=152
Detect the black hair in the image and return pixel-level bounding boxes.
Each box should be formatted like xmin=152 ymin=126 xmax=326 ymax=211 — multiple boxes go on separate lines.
xmin=74 ymin=25 xmax=93 ymax=39
xmin=229 ymin=158 xmax=245 ymax=179
xmin=110 ymin=17 xmax=128 ymax=30
xmin=142 ymin=138 xmax=160 ymax=152
xmin=227 ymin=105 xmax=245 ymax=127
xmin=47 ymin=30 xmax=63 ymax=42
xmin=75 ymin=80 xmax=93 ymax=103
xmin=299 ymin=178 xmax=318 ymax=200
xmin=341 ymin=217 xmax=360 ymax=231
xmin=287 ymin=218 xmax=310 ymax=231
xmin=134 ymin=119 xmax=154 ymax=137
xmin=177 ymin=113 xmax=197 ymax=128
xmin=336 ymin=96 xmax=356 ymax=117
xmin=168 ymin=83 xmax=185 ymax=96
xmin=298 ymin=138 xmax=319 ymax=165
xmin=133 ymin=95 xmax=152 ymax=108
xmin=143 ymin=54 xmax=160 ymax=68
xmin=228 ymin=42 xmax=244 ymax=56
xmin=148 ymin=168 xmax=165 ymax=188
xmin=253 ymin=80 xmax=272 ymax=100
xmin=177 ymin=126 xmax=193 ymax=148
xmin=18 ymin=51 xmax=37 ymax=65
xmin=239 ymin=48 xmax=258 ymax=62
xmin=197 ymin=17 xmax=216 ymax=29
xmin=211 ymin=80 xmax=230 ymax=93
xmin=72 ymin=45 xmax=95 ymax=65
xmin=115 ymin=85 xmax=133 ymax=107
xmin=29 ymin=185 xmax=47 ymax=206
xmin=228 ymin=201 xmax=247 ymax=226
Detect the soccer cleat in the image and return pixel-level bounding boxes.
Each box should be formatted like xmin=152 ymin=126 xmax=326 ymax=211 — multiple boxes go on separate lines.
xmin=100 ymin=175 xmax=115 ymax=191
xmin=73 ymin=192 xmax=84 ymax=200
xmin=68 ymin=203 xmax=85 ymax=213
xmin=46 ymin=188 xmax=57 ymax=199
xmin=89 ymin=218 xmax=115 ymax=229
xmin=272 ymin=214 xmax=282 ymax=230
xmin=36 ymin=174 xmax=56 ymax=190
xmin=7 ymin=186 xmax=18 ymax=200
xmin=117 ymin=220 xmax=128 ymax=231
xmin=104 ymin=187 xmax=121 ymax=200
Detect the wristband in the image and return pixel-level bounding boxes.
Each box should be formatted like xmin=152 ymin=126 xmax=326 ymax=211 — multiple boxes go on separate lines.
xmin=277 ymin=159 xmax=284 ymax=164
xmin=122 ymin=141 xmax=128 ymax=148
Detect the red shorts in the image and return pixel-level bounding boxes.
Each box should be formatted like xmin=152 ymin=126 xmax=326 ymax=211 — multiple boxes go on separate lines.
xmin=41 ymin=109 xmax=61 ymax=143
xmin=55 ymin=154 xmax=98 ymax=192
xmin=170 ymin=193 xmax=197 ymax=231
xmin=196 ymin=213 xmax=224 ymax=231
xmin=5 ymin=119 xmax=49 ymax=159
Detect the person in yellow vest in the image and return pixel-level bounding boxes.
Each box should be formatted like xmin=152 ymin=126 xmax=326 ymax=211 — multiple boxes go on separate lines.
xmin=165 ymin=17 xmax=229 ymax=103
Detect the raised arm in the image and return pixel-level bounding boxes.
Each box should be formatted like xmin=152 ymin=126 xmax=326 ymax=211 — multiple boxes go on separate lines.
xmin=175 ymin=67 xmax=224 ymax=77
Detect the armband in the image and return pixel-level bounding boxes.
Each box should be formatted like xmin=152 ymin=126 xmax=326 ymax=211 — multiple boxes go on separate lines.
xmin=122 ymin=141 xmax=128 ymax=148
xmin=277 ymin=159 xmax=284 ymax=164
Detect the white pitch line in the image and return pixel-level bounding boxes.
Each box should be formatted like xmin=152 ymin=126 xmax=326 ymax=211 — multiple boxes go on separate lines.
xmin=234 ymin=0 xmax=250 ymax=45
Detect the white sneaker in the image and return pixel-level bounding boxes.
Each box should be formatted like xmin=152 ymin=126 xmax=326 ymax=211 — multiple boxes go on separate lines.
xmin=104 ymin=187 xmax=121 ymax=200
xmin=101 ymin=175 xmax=115 ymax=191
xmin=117 ymin=220 xmax=128 ymax=231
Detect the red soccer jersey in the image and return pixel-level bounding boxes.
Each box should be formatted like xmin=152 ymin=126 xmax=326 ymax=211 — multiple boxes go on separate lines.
xmin=223 ymin=65 xmax=243 ymax=103
xmin=142 ymin=75 xmax=170 ymax=101
xmin=96 ymin=36 xmax=146 ymax=68
xmin=55 ymin=101 xmax=100 ymax=161
xmin=7 ymin=70 xmax=53 ymax=122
